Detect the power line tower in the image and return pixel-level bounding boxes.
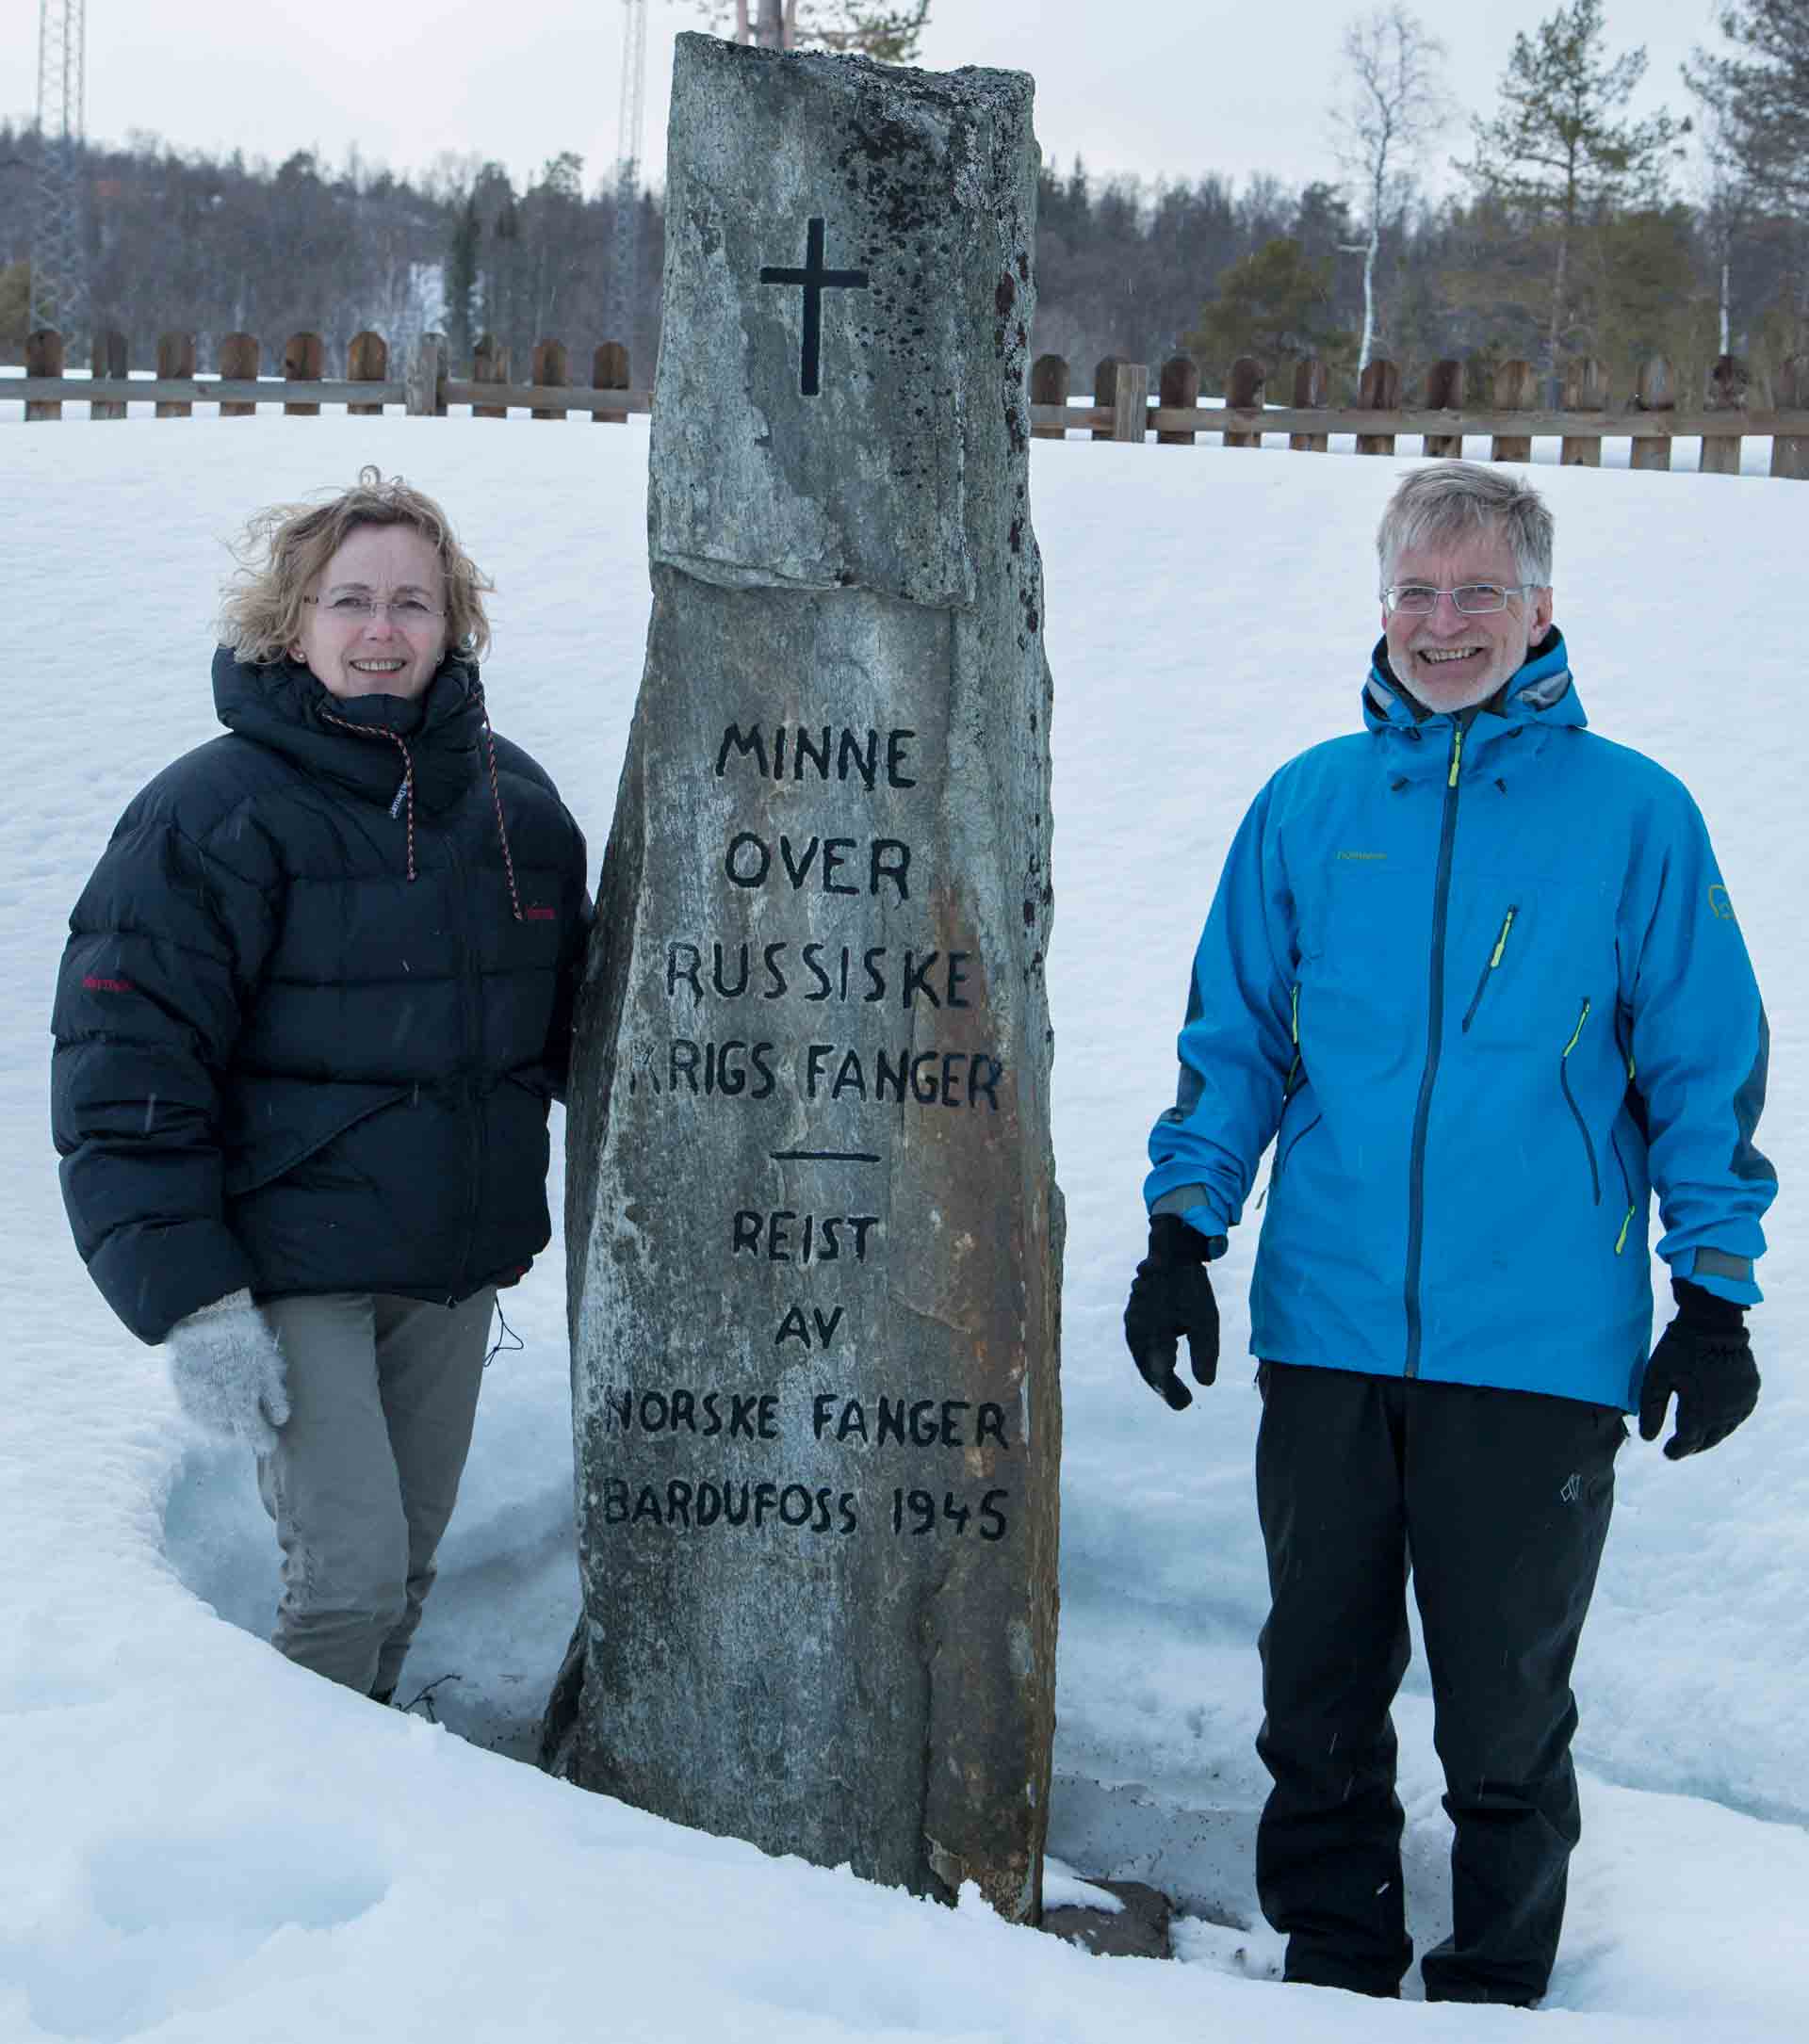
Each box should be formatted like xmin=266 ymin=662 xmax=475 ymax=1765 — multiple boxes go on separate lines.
xmin=31 ymin=0 xmax=88 ymax=338
xmin=608 ymin=0 xmax=648 ymax=348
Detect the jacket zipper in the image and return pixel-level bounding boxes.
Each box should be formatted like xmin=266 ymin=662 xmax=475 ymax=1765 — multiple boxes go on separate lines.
xmin=1560 ymin=997 xmax=1600 ymax=1204
xmin=1610 ymin=1024 xmax=1638 ymax=1251
xmin=446 ymin=828 xmax=488 ymax=1296
xmin=1404 ymin=722 xmax=1464 ymax=1377
xmin=1460 ymin=904 xmax=1518 ymax=1032
xmin=1282 ymin=983 xmax=1302 ymax=1098
xmin=1609 ymin=1130 xmax=1635 ymax=1251
xmin=1270 ymin=1109 xmax=1323 ymax=1191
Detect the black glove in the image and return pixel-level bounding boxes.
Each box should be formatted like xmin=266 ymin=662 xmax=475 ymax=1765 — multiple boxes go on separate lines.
xmin=1638 ymin=1278 xmax=1760 ymax=1460
xmin=1123 ymin=1214 xmax=1220 ymax=1410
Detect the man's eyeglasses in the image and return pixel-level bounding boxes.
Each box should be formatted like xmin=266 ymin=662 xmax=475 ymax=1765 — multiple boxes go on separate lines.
xmin=1381 ymin=582 xmax=1535 ymax=616
xmin=304 ymin=594 xmax=445 ymax=625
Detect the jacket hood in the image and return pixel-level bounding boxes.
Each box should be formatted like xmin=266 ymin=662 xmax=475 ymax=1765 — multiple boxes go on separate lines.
xmin=211 ymin=645 xmax=486 ymax=813
xmin=1361 ymin=627 xmax=1584 ymax=740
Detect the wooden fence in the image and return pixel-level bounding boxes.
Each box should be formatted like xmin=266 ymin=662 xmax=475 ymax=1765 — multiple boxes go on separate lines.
xmin=13 ymin=328 xmax=647 ymax=423
xmin=13 ymin=325 xmax=1809 ymax=479
xmin=1033 ymin=351 xmax=1809 ymax=479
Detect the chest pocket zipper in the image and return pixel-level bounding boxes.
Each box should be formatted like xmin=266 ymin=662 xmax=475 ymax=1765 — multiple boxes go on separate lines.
xmin=1560 ymin=998 xmax=1600 ymax=1204
xmin=1461 ymin=905 xmax=1519 ymax=1033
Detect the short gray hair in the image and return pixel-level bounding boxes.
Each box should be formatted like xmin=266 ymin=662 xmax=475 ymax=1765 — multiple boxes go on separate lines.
xmin=1377 ymin=462 xmax=1555 ymax=589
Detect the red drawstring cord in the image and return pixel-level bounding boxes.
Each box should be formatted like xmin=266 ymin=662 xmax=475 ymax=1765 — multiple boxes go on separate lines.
xmin=318 ymin=683 xmax=522 ymax=920
xmin=319 ymin=708 xmax=417 ymax=881
xmin=476 ymin=688 xmax=524 ymax=922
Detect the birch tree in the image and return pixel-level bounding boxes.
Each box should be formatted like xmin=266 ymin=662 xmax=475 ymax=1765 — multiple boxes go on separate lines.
xmin=1687 ymin=6 xmax=1809 ymax=347
xmin=704 ymin=2 xmax=932 ymax=58
xmin=1329 ymin=6 xmax=1449 ymax=370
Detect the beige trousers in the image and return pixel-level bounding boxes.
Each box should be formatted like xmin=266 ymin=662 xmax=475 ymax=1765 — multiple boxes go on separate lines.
xmin=255 ymin=1289 xmax=496 ymax=1696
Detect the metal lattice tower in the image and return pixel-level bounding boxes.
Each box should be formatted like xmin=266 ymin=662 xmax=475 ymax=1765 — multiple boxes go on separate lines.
xmin=30 ymin=0 xmax=88 ymax=338
xmin=608 ymin=0 xmax=648 ymax=346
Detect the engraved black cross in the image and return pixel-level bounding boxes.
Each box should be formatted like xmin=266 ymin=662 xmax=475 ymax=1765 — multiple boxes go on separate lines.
xmin=758 ymin=217 xmax=870 ymax=397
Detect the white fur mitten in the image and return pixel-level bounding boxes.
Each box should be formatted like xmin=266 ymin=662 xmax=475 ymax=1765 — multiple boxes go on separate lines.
xmin=165 ymin=1290 xmax=291 ymax=1453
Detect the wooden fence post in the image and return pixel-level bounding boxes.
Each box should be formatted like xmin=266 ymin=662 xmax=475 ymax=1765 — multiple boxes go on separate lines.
xmin=531 ymin=339 xmax=568 ymax=420
xmin=90 ymin=328 xmax=127 ymax=420
xmin=1157 ymin=352 xmax=1198 ymax=446
xmin=284 ymin=331 xmax=325 ymax=416
xmin=593 ymin=340 xmax=630 ymax=425
xmin=219 ymin=332 xmax=259 ymax=417
xmin=1424 ymin=359 xmax=1463 ymax=458
xmin=1030 ymin=352 xmax=1068 ymax=439
xmin=1491 ymin=360 xmax=1537 ymax=462
xmin=1560 ymin=356 xmax=1606 ymax=465
xmin=473 ymin=334 xmax=508 ymax=419
xmin=1289 ymin=357 xmax=1328 ymax=451
xmin=156 ymin=333 xmax=195 ymax=418
xmin=1224 ymin=356 xmax=1265 ymax=447
xmin=1090 ymin=357 xmax=1122 ymax=443
xmin=1772 ymin=357 xmax=1808 ymax=479
xmin=348 ymin=331 xmax=387 ymax=416
xmin=1700 ymin=354 xmax=1747 ymax=476
xmin=25 ymin=328 xmax=64 ymax=421
xmin=405 ymin=333 xmax=447 ymax=417
xmin=1356 ymin=358 xmax=1400 ymax=455
xmin=1631 ymin=356 xmax=1674 ymax=473
xmin=1112 ymin=362 xmax=1149 ymax=442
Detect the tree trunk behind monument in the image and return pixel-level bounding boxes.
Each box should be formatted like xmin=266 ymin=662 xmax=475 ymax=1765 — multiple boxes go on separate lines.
xmin=546 ymin=37 xmax=1061 ymax=1922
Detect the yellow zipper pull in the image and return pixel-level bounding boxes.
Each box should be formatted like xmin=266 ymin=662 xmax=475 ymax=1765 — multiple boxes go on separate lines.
xmin=1449 ymin=725 xmax=1464 ymax=788
xmin=1490 ymin=906 xmax=1517 ymax=968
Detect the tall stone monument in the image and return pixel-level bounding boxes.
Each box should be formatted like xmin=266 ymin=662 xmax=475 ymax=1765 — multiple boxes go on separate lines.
xmin=547 ymin=34 xmax=1060 ymax=1922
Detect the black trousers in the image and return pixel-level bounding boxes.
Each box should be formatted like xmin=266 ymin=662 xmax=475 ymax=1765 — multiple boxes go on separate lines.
xmin=1253 ymin=1362 xmax=1624 ymax=2004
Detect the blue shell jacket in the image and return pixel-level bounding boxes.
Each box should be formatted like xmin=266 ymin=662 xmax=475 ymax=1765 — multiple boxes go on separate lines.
xmin=1145 ymin=631 xmax=1775 ymax=1410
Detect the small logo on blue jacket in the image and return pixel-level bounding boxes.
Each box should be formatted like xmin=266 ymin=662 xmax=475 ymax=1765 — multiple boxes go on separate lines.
xmin=1336 ymin=851 xmax=1389 ymax=862
xmin=1709 ymin=884 xmax=1737 ymax=922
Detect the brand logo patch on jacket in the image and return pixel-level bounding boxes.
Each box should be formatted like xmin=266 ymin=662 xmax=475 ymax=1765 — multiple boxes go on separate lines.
xmin=81 ymin=974 xmax=137 ymax=994
xmin=1336 ymin=851 xmax=1388 ymax=863
xmin=524 ymin=905 xmax=557 ymax=921
xmin=1709 ymin=884 xmax=1737 ymax=923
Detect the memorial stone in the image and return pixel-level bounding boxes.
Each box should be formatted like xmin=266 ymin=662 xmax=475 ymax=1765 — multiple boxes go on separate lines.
xmin=546 ymin=34 xmax=1061 ymax=1922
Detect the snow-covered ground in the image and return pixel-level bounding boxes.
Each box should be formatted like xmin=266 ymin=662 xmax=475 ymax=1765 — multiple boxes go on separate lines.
xmin=2 ymin=414 xmax=1803 ymax=2044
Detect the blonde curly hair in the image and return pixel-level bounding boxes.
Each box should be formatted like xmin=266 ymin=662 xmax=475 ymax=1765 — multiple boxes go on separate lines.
xmin=219 ymin=466 xmax=494 ymax=663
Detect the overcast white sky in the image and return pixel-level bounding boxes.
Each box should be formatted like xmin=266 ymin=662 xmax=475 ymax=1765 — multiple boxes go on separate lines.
xmin=3 ymin=0 xmax=1729 ymax=202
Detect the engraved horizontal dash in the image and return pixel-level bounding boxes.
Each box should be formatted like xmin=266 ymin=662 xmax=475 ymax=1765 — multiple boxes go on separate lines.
xmin=771 ymin=1148 xmax=881 ymax=1164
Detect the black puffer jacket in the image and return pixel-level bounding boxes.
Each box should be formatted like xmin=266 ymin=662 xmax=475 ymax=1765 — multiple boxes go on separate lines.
xmin=53 ymin=647 xmax=592 ymax=1344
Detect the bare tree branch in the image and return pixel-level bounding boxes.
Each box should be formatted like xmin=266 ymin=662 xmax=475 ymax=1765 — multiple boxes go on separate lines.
xmin=695 ymin=1 xmax=931 ymax=59
xmin=1329 ymin=6 xmax=1451 ymax=368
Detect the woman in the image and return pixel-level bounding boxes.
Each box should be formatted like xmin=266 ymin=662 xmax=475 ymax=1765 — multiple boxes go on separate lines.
xmin=53 ymin=468 xmax=591 ymax=1703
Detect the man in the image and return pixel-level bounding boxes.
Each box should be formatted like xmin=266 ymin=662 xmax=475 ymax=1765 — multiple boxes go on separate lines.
xmin=1124 ymin=462 xmax=1773 ymax=2006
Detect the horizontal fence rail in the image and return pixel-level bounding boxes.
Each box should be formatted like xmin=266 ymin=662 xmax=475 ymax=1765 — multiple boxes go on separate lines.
xmin=16 ymin=377 xmax=409 ymax=408
xmin=1034 ymin=351 xmax=1809 ymax=479
xmin=437 ymin=379 xmax=652 ymax=415
xmin=11 ymin=376 xmax=656 ymax=415
xmin=12 ymin=327 xmax=646 ymax=423
xmin=1036 ymin=403 xmax=1809 ymax=440
xmin=12 ymin=327 xmax=1808 ymax=479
